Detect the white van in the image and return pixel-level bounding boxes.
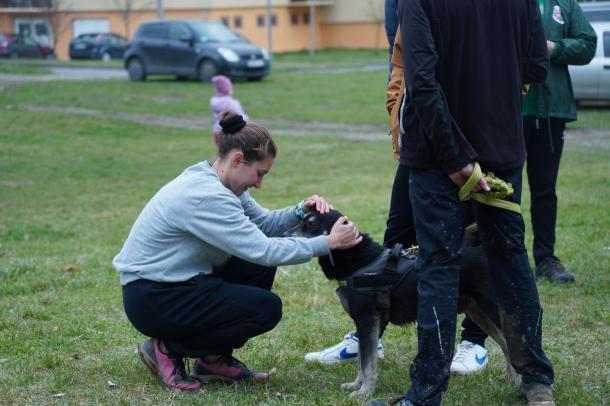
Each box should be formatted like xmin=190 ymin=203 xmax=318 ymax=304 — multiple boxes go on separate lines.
xmin=569 ymin=22 xmax=610 ymax=101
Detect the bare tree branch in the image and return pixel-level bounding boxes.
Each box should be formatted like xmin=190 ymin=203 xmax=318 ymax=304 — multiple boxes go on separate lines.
xmin=39 ymin=0 xmax=72 ymax=50
xmin=112 ymin=0 xmax=153 ymax=38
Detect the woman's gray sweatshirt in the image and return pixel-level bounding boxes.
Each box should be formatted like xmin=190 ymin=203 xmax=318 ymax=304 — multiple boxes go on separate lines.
xmin=113 ymin=161 xmax=329 ymax=285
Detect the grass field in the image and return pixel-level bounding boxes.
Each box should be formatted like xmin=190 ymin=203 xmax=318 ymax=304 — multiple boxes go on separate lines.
xmin=0 ymin=53 xmax=609 ymax=405
xmin=0 ymin=63 xmax=51 ymax=75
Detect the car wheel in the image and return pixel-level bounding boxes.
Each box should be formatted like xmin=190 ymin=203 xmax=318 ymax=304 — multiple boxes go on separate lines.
xmin=197 ymin=59 xmax=218 ymax=82
xmin=127 ymin=57 xmax=146 ymax=81
xmin=101 ymin=52 xmax=111 ymax=62
xmin=247 ymin=76 xmax=263 ymax=82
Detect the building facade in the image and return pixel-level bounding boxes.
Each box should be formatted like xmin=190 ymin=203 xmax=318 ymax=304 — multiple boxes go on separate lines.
xmin=0 ymin=0 xmax=388 ymax=60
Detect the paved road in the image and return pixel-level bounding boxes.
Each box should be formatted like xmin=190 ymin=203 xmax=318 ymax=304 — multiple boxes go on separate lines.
xmin=0 ymin=66 xmax=127 ymax=89
xmin=50 ymin=66 xmax=127 ymax=80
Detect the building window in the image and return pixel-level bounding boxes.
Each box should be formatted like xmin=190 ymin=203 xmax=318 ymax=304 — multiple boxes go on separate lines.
xmin=257 ymin=15 xmax=265 ymax=27
xmin=303 ymin=12 xmax=310 ymax=24
xmin=271 ymin=14 xmax=277 ymax=26
xmin=291 ymin=14 xmax=299 ymax=25
xmin=234 ymin=16 xmax=242 ymax=28
xmin=221 ymin=17 xmax=229 ymax=26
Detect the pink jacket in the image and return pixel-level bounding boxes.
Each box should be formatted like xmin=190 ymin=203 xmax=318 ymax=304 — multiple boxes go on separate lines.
xmin=210 ymin=95 xmax=249 ymax=134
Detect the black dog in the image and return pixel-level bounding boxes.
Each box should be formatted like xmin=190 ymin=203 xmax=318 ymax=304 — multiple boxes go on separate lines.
xmin=288 ymin=210 xmax=516 ymax=398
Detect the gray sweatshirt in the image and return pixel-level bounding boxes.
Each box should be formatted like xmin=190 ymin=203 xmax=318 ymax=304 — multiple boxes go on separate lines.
xmin=113 ymin=161 xmax=329 ymax=285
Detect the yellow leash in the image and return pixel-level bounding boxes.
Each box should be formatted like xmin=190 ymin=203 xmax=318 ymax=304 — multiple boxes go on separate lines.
xmin=458 ymin=162 xmax=521 ymax=213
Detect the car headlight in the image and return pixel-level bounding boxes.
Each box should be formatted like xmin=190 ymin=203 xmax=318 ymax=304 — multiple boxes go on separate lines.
xmin=261 ymin=48 xmax=270 ymax=60
xmin=218 ymin=47 xmax=239 ymax=63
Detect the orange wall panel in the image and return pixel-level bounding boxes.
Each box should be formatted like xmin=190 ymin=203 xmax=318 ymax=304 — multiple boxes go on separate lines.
xmin=2 ymin=6 xmax=386 ymax=60
xmin=320 ymin=22 xmax=387 ymax=50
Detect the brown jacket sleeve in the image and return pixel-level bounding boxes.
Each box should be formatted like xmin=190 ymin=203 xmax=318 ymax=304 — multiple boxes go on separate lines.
xmin=386 ymin=29 xmax=404 ymax=160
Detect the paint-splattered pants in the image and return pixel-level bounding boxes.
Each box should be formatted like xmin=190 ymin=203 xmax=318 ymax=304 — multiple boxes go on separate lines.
xmin=406 ymin=166 xmax=554 ymax=405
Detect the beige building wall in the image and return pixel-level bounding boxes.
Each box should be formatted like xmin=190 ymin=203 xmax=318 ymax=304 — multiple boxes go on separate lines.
xmin=0 ymin=13 xmax=12 ymax=31
xmin=1 ymin=0 xmax=387 ymax=60
xmin=320 ymin=21 xmax=385 ymax=50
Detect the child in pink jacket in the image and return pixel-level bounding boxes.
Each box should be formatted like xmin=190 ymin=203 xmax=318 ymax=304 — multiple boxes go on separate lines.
xmin=210 ymin=75 xmax=249 ymax=145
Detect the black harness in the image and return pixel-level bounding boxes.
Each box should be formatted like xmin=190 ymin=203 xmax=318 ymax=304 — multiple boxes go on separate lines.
xmin=338 ymin=243 xmax=418 ymax=310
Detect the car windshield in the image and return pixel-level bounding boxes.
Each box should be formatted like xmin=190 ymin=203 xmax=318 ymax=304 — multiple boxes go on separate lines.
xmin=188 ymin=21 xmax=246 ymax=43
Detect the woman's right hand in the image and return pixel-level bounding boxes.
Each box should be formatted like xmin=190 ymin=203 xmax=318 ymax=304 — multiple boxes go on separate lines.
xmin=326 ymin=216 xmax=362 ymax=250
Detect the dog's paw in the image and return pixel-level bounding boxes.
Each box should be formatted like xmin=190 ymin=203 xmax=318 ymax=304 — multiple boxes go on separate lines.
xmin=348 ymin=388 xmax=373 ymax=399
xmin=341 ymin=381 xmax=361 ymax=390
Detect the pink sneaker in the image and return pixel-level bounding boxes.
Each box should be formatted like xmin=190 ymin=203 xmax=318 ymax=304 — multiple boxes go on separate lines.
xmin=137 ymin=338 xmax=201 ymax=391
xmin=193 ymin=355 xmax=269 ymax=383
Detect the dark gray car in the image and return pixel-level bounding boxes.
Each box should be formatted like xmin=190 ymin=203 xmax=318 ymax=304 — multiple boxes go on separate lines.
xmin=123 ymin=20 xmax=271 ymax=82
xmin=69 ymin=33 xmax=128 ymax=61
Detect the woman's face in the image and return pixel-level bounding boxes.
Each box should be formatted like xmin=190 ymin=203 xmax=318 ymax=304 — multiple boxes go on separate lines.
xmin=227 ymin=155 xmax=275 ymax=196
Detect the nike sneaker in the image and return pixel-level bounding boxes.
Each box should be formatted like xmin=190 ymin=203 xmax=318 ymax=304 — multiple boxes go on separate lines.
xmin=450 ymin=340 xmax=488 ymax=375
xmin=304 ymin=332 xmax=384 ymax=365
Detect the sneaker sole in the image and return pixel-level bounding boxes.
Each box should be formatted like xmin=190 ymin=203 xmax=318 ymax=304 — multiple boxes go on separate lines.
xmin=193 ymin=373 xmax=236 ymax=384
xmin=450 ymin=367 xmax=486 ymax=375
xmin=304 ymin=354 xmax=384 ymax=365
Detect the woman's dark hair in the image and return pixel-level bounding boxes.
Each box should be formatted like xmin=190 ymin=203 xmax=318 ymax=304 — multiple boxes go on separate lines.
xmin=217 ymin=111 xmax=277 ymax=162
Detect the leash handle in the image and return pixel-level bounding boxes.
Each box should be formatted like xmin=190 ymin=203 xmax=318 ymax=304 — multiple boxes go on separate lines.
xmin=458 ymin=162 xmax=521 ymax=213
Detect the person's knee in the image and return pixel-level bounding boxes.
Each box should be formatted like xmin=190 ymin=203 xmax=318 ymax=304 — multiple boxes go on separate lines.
xmin=259 ymin=292 xmax=282 ymax=330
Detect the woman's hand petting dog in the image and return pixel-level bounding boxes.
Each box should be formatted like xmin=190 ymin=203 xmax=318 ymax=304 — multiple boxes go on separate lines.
xmin=302 ymin=194 xmax=333 ymax=214
xmin=326 ymin=216 xmax=362 ymax=250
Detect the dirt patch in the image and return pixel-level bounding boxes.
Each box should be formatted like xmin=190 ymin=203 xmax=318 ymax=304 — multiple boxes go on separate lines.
xmin=12 ymin=104 xmax=610 ymax=146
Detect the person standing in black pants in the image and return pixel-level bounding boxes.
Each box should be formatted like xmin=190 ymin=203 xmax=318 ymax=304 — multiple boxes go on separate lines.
xmin=367 ymin=1 xmax=556 ymax=405
xmin=522 ymin=0 xmax=596 ymax=283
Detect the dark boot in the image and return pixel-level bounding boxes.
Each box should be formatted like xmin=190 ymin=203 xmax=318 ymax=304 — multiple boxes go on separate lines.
xmin=535 ymin=257 xmax=575 ymax=283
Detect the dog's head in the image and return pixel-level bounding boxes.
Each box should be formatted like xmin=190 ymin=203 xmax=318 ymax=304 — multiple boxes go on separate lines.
xmin=288 ymin=209 xmax=343 ymax=239
xmin=286 ymin=209 xmax=384 ymax=280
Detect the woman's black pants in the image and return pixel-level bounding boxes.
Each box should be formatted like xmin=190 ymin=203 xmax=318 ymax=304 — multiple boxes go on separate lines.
xmin=122 ymin=257 xmax=281 ymax=358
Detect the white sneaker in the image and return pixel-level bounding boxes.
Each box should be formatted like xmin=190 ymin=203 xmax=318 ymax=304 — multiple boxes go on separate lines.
xmin=450 ymin=340 xmax=489 ymax=375
xmin=304 ymin=332 xmax=384 ymax=365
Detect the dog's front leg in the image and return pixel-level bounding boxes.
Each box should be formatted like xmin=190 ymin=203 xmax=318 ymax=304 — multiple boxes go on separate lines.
xmin=345 ymin=314 xmax=380 ymax=398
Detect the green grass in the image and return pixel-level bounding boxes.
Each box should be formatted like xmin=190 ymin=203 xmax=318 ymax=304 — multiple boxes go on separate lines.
xmin=0 ymin=60 xmax=609 ymax=405
xmin=567 ymin=107 xmax=610 ymax=131
xmin=0 ymin=62 xmax=51 ymax=75
xmin=0 ymin=58 xmax=123 ymax=68
xmin=272 ymin=49 xmax=387 ymax=69
xmin=0 ymin=71 xmax=389 ymax=124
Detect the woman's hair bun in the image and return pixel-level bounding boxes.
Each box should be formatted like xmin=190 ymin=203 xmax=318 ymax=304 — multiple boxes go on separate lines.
xmin=219 ymin=111 xmax=247 ymax=134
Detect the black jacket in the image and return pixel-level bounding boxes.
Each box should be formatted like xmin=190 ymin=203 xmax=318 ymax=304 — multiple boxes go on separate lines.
xmin=398 ymin=0 xmax=548 ymax=173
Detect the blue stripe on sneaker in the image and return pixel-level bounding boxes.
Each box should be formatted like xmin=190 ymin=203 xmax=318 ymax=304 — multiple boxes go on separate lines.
xmin=339 ymin=348 xmax=358 ymax=359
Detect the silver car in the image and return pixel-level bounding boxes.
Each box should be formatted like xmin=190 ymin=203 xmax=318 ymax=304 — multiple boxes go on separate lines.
xmin=569 ymin=22 xmax=610 ymax=101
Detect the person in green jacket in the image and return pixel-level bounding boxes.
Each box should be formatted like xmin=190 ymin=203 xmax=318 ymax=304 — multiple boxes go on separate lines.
xmin=523 ymin=0 xmax=596 ymax=283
